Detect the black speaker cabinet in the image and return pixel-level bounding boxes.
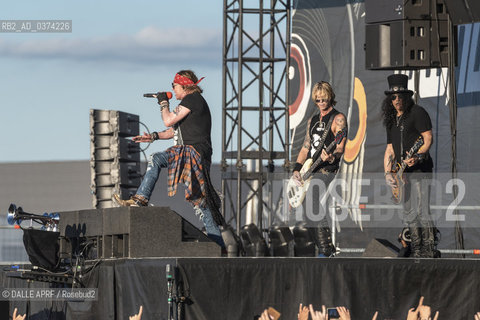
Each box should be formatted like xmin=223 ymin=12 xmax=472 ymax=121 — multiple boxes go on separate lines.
xmin=443 ymin=0 xmax=480 ymax=25
xmin=365 ymin=0 xmax=448 ymax=24
xmin=362 ymin=238 xmax=400 ymax=258
xmin=366 ymin=19 xmax=449 ymax=69
xmin=59 ymin=207 xmax=221 ymax=258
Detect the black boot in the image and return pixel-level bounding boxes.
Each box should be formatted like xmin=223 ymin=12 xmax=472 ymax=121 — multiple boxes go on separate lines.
xmin=315 ymin=226 xmax=335 ymax=257
xmin=408 ymin=226 xmax=422 ymax=258
xmin=420 ymin=227 xmax=436 ymax=258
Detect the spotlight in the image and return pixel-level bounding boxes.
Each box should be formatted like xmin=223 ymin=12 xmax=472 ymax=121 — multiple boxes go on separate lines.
xmin=292 ymin=223 xmax=317 ymax=257
xmin=239 ymin=223 xmax=268 ymax=257
xmin=221 ymin=225 xmax=243 ymax=257
xmin=268 ymin=225 xmax=294 ymax=257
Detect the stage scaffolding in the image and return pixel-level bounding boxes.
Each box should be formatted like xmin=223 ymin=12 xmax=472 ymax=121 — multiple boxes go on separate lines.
xmin=221 ymin=0 xmax=291 ymax=233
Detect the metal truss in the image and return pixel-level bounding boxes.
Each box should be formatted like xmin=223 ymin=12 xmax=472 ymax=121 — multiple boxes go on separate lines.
xmin=222 ymin=0 xmax=291 ymax=233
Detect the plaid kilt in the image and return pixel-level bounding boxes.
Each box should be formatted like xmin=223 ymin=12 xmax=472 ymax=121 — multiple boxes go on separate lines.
xmin=166 ymin=145 xmax=206 ymax=207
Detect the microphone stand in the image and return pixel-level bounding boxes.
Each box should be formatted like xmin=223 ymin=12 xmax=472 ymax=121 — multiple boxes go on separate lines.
xmin=166 ymin=264 xmax=175 ymax=320
xmin=165 ymin=264 xmax=187 ymax=320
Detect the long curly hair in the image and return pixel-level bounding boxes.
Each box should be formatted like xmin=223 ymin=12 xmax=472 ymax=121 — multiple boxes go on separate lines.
xmin=382 ymin=93 xmax=415 ymax=128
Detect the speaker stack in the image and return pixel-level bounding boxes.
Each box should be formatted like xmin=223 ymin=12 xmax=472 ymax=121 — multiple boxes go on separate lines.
xmin=442 ymin=0 xmax=480 ymax=25
xmin=59 ymin=206 xmax=221 ymax=259
xmin=365 ymin=0 xmax=450 ymax=69
xmin=89 ymin=109 xmax=142 ymax=208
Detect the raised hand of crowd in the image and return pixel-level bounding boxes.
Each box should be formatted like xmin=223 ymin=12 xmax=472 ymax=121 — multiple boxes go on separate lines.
xmin=12 ymin=308 xmax=26 ymax=320
xmin=129 ymin=305 xmax=143 ymax=320
xmin=406 ymin=297 xmax=438 ymax=320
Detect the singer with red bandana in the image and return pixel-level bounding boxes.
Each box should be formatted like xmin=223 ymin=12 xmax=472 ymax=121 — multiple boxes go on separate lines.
xmin=114 ymin=70 xmax=225 ymax=246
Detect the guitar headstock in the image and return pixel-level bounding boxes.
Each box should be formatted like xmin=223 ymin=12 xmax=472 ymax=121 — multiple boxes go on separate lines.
xmin=406 ymin=136 xmax=425 ymax=159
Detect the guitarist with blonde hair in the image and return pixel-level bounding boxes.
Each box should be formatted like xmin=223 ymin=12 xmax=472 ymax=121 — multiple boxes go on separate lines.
xmin=291 ymin=81 xmax=347 ymax=256
xmin=382 ymin=74 xmax=437 ymax=258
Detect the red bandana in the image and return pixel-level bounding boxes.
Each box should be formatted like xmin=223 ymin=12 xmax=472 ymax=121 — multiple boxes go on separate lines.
xmin=173 ymin=73 xmax=205 ymax=86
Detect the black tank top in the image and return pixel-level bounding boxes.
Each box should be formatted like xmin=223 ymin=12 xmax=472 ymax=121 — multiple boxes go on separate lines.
xmin=308 ymin=108 xmax=340 ymax=173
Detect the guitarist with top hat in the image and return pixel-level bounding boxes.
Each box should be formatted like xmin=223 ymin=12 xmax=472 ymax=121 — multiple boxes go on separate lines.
xmin=291 ymin=81 xmax=347 ymax=256
xmin=382 ymin=74 xmax=438 ymax=258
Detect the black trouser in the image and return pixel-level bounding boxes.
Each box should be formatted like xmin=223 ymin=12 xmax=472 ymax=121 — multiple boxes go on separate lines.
xmin=304 ymin=170 xmax=336 ymax=256
xmin=403 ymin=172 xmax=437 ymax=258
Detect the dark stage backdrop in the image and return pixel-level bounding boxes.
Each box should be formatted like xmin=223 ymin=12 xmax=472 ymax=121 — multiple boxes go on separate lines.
xmin=5 ymin=258 xmax=479 ymax=320
xmin=2 ymin=259 xmax=175 ymax=320
xmin=288 ymin=0 xmax=480 ymax=249
xmin=179 ymin=257 xmax=480 ymax=320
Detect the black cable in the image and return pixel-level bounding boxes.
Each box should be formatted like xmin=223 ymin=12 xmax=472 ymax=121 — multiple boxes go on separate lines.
xmin=31 ymin=266 xmax=70 ymax=275
xmin=446 ymin=17 xmax=465 ymax=256
xmin=137 ymin=120 xmax=153 ymax=178
xmin=137 ymin=120 xmax=153 ymax=154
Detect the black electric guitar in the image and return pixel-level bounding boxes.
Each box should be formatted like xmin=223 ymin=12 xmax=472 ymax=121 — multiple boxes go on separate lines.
xmin=287 ymin=130 xmax=346 ymax=208
xmin=390 ymin=136 xmax=424 ymax=204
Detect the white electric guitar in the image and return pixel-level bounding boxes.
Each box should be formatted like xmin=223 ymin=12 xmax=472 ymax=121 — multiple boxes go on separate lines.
xmin=287 ymin=130 xmax=346 ymax=208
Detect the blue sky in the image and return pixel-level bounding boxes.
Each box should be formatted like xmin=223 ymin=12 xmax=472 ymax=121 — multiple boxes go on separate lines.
xmin=0 ymin=0 xmax=224 ymax=163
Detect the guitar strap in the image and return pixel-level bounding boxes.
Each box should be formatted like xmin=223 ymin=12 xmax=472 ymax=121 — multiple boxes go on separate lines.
xmin=400 ymin=119 xmax=404 ymax=162
xmin=310 ymin=110 xmax=338 ymax=163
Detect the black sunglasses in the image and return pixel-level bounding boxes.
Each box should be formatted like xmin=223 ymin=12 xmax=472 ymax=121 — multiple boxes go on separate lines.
xmin=390 ymin=94 xmax=403 ymax=101
xmin=315 ymin=98 xmax=329 ymax=103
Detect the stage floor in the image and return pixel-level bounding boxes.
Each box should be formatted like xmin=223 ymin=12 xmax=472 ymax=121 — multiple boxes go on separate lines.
xmin=2 ymin=257 xmax=480 ymax=320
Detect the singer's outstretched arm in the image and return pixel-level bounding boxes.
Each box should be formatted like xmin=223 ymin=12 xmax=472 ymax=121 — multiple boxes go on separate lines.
xmin=132 ymin=128 xmax=174 ymax=143
xmin=161 ymin=104 xmax=190 ymax=127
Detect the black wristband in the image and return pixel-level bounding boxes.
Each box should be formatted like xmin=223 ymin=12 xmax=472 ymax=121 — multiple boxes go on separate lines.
xmin=160 ymin=100 xmax=169 ymax=110
xmin=151 ymin=131 xmax=159 ymax=140
xmin=293 ymin=162 xmax=303 ymax=172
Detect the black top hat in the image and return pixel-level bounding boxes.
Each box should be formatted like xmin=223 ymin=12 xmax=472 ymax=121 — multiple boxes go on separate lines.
xmin=384 ymin=74 xmax=414 ymax=95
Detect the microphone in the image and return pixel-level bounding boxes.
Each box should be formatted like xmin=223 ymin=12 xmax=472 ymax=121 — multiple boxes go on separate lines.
xmin=143 ymin=92 xmax=172 ymax=99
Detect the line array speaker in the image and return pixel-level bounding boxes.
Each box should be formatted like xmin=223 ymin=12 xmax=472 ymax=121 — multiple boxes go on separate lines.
xmin=90 ymin=109 xmax=141 ymax=208
xmin=366 ymin=0 xmax=448 ymax=24
xmin=443 ymin=0 xmax=480 ymax=25
xmin=365 ymin=19 xmax=449 ymax=69
xmin=365 ymin=0 xmax=451 ymax=70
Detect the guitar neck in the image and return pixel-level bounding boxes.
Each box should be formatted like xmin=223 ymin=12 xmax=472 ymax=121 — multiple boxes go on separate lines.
xmin=397 ymin=140 xmax=422 ymax=176
xmin=302 ymin=140 xmax=337 ymax=180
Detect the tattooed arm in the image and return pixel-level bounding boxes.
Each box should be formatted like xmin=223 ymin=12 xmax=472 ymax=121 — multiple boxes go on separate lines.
xmin=384 ymin=143 xmax=395 ymax=173
xmin=161 ymin=104 xmax=191 ymax=127
xmin=156 ymin=127 xmax=175 ymax=139
xmin=384 ymin=143 xmax=397 ymax=186
xmin=331 ymin=113 xmax=347 ymax=157
xmin=132 ymin=127 xmax=174 ymax=142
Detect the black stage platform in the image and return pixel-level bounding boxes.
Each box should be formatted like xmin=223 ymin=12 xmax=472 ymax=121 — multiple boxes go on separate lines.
xmin=2 ymin=257 xmax=480 ymax=320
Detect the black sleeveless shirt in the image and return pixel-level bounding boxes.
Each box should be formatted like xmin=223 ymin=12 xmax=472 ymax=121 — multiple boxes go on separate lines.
xmin=308 ymin=108 xmax=341 ymax=173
